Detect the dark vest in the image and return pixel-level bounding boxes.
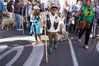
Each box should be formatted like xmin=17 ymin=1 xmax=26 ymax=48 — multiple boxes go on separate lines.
xmin=46 ymin=14 xmax=59 ymax=30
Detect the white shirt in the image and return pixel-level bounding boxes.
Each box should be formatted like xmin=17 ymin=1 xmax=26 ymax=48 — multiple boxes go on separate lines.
xmin=28 ymin=4 xmax=32 ymax=17
xmin=46 ymin=12 xmax=60 ymax=32
xmin=12 ymin=5 xmax=15 ymax=18
xmin=61 ymin=5 xmax=72 ymax=20
xmin=73 ymin=4 xmax=81 ymax=16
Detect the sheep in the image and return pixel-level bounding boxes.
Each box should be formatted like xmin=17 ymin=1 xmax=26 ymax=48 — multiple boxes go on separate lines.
xmin=1 ymin=12 xmax=15 ymax=30
xmin=59 ymin=20 xmax=68 ymax=41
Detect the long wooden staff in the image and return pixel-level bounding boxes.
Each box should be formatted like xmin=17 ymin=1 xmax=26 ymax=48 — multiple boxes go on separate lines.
xmin=92 ymin=39 xmax=99 ymax=54
xmin=92 ymin=20 xmax=99 ymax=54
xmin=91 ymin=4 xmax=98 ymax=52
xmin=43 ymin=13 xmax=48 ymax=63
xmin=22 ymin=17 xmax=24 ymax=35
xmin=45 ymin=22 xmax=48 ymax=63
xmin=92 ymin=18 xmax=95 ymax=46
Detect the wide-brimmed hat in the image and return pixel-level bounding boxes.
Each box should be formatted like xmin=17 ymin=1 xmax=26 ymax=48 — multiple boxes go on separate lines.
xmin=33 ymin=6 xmax=40 ymax=10
xmin=84 ymin=0 xmax=92 ymax=2
xmin=10 ymin=0 xmax=15 ymax=2
xmin=49 ymin=4 xmax=58 ymax=9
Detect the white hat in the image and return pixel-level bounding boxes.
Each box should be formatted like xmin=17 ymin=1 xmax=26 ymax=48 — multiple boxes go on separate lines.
xmin=49 ymin=4 xmax=58 ymax=9
xmin=10 ymin=0 xmax=15 ymax=2
xmin=33 ymin=6 xmax=40 ymax=10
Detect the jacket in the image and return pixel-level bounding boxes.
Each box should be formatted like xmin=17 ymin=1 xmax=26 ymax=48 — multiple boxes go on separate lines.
xmin=22 ymin=3 xmax=34 ymax=20
xmin=0 ymin=1 xmax=4 ymax=11
xmin=7 ymin=2 xmax=13 ymax=12
xmin=14 ymin=3 xmax=23 ymax=15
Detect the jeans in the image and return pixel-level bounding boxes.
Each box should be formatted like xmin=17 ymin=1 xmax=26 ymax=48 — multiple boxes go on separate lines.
xmin=26 ymin=17 xmax=32 ymax=30
xmin=94 ymin=19 xmax=99 ymax=37
xmin=98 ymin=19 xmax=99 ymax=26
xmin=74 ymin=16 xmax=79 ymax=31
xmin=15 ymin=13 xmax=22 ymax=29
xmin=0 ymin=11 xmax=2 ymax=25
xmin=0 ymin=21 xmax=1 ymax=24
xmin=66 ymin=16 xmax=70 ymax=32
xmin=94 ymin=21 xmax=97 ymax=37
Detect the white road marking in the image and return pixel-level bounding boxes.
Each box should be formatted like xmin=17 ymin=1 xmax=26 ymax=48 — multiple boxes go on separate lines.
xmin=5 ymin=46 xmax=24 ymax=66
xmin=23 ymin=43 xmax=44 ymax=66
xmin=0 ymin=35 xmax=49 ymax=43
xmin=0 ymin=45 xmax=8 ymax=53
xmin=0 ymin=36 xmax=44 ymax=66
xmin=68 ymin=38 xmax=79 ymax=66
xmin=0 ymin=46 xmax=24 ymax=66
xmin=0 ymin=36 xmax=35 ymax=43
xmin=96 ymin=41 xmax=99 ymax=52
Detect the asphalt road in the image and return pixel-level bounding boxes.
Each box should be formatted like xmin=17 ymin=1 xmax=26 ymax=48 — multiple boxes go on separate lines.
xmin=0 ymin=28 xmax=99 ymax=66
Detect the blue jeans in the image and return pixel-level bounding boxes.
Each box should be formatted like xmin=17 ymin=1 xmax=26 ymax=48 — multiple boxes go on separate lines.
xmin=0 ymin=21 xmax=1 ymax=25
xmin=74 ymin=16 xmax=79 ymax=33
xmin=15 ymin=14 xmax=22 ymax=29
xmin=66 ymin=16 xmax=70 ymax=32
xmin=26 ymin=17 xmax=31 ymax=30
xmin=98 ymin=19 xmax=99 ymax=26
xmin=94 ymin=20 xmax=99 ymax=37
xmin=74 ymin=17 xmax=79 ymax=28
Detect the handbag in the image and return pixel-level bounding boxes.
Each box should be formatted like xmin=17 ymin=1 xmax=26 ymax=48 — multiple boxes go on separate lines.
xmin=77 ymin=21 xmax=91 ymax=29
